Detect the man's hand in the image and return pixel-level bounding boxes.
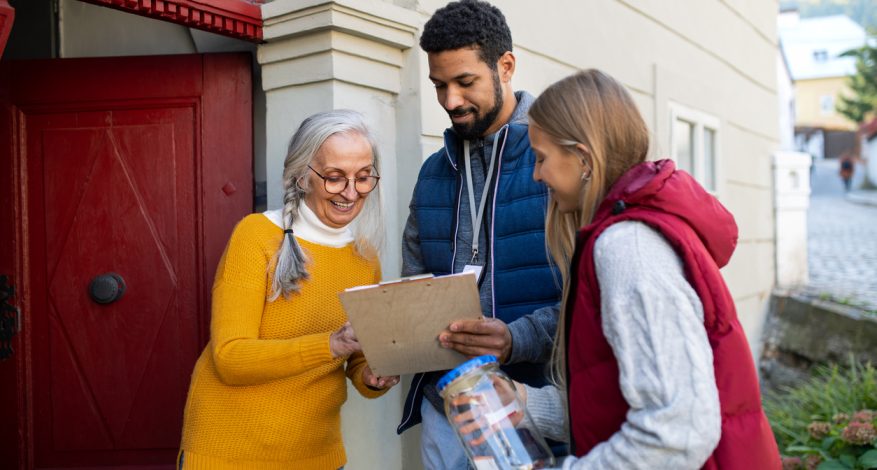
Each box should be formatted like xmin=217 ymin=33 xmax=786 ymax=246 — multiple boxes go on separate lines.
xmin=439 ymin=317 xmax=513 ymax=363
xmin=362 ymin=365 xmax=399 ymax=389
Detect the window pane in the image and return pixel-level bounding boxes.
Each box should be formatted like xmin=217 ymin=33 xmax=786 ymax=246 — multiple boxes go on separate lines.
xmin=703 ymin=128 xmax=716 ymax=192
xmin=819 ymin=95 xmax=834 ymax=115
xmin=674 ymin=119 xmax=694 ymax=173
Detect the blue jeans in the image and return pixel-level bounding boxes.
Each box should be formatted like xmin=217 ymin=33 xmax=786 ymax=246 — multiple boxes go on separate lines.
xmin=421 ymin=400 xmax=472 ymax=470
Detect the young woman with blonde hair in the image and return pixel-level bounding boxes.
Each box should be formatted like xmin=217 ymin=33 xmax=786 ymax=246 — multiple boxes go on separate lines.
xmin=522 ymin=70 xmax=781 ymax=469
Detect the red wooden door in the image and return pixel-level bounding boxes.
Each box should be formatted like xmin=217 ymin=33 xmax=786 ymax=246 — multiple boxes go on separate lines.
xmin=0 ymin=54 xmax=253 ymax=469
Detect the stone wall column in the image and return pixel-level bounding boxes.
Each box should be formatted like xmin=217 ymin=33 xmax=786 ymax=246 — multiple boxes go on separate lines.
xmin=773 ymin=151 xmax=812 ymax=287
xmin=258 ymin=1 xmax=420 ymax=468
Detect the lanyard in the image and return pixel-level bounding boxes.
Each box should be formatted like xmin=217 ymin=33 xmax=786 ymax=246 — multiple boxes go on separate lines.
xmin=463 ymin=132 xmax=500 ymax=263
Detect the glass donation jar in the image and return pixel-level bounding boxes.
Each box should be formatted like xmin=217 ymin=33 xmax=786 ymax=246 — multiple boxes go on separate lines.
xmin=438 ymin=355 xmax=556 ymax=470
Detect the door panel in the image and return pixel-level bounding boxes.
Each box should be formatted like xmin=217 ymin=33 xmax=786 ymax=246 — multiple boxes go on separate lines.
xmin=0 ymin=54 xmax=253 ymax=469
xmin=35 ymin=111 xmax=196 ymax=454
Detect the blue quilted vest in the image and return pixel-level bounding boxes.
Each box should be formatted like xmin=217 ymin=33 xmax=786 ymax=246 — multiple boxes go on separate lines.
xmin=416 ymin=123 xmax=559 ymax=320
xmin=398 ymin=123 xmax=560 ymax=433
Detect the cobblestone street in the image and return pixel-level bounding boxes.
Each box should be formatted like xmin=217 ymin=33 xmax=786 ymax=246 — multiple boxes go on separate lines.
xmin=805 ymin=158 xmax=877 ymax=310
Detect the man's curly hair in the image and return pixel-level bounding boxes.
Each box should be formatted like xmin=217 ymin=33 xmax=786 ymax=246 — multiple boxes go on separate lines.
xmin=420 ymin=0 xmax=512 ymax=70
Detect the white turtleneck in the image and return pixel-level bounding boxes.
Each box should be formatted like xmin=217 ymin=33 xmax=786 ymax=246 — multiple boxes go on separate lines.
xmin=262 ymin=202 xmax=354 ymax=248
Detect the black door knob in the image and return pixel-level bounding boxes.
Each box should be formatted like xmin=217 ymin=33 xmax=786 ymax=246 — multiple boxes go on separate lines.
xmin=88 ymin=273 xmax=126 ymax=305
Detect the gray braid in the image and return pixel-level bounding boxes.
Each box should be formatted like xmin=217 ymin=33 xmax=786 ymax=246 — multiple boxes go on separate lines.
xmin=268 ymin=178 xmax=310 ymax=301
xmin=269 ymin=109 xmax=383 ymax=300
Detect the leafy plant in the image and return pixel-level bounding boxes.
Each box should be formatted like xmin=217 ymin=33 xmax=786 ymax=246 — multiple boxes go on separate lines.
xmin=765 ymin=359 xmax=877 ymax=469
xmin=836 ymin=38 xmax=877 ymax=126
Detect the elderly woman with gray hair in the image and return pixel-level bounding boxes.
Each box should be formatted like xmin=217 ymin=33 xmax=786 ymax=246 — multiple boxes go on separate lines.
xmin=178 ymin=109 xmax=398 ymax=470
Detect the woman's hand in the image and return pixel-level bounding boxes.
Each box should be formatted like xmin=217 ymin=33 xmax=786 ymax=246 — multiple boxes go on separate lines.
xmin=513 ymin=379 xmax=526 ymax=405
xmin=362 ymin=365 xmax=399 ymax=390
xmin=329 ymin=322 xmax=361 ymax=358
xmin=451 ymin=377 xmax=525 ymax=446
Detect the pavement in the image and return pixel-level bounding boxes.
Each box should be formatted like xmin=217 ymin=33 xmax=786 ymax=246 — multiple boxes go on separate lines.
xmin=803 ymin=158 xmax=877 ymax=311
xmin=847 ymin=189 xmax=877 ymax=207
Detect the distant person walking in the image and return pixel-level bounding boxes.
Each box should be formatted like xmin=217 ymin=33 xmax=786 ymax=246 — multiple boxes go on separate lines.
xmin=839 ymin=151 xmax=856 ymax=192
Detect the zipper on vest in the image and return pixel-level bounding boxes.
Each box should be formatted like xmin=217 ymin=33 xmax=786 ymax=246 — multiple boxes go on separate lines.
xmin=488 ymin=124 xmax=509 ymax=319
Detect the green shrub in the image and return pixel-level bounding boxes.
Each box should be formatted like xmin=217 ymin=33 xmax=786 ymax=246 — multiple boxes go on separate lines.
xmin=764 ymin=359 xmax=877 ymax=469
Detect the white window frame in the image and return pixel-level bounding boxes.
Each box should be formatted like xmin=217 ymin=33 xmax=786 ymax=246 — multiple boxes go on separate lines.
xmin=819 ymin=95 xmax=834 ymax=115
xmin=669 ymin=103 xmax=722 ymax=196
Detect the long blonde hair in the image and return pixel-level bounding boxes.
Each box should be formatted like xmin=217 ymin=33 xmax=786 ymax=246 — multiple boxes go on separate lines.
xmin=528 ymin=69 xmax=649 ymax=384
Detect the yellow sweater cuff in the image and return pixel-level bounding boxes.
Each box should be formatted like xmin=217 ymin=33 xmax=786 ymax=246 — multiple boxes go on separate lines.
xmin=298 ymin=332 xmax=334 ymax=365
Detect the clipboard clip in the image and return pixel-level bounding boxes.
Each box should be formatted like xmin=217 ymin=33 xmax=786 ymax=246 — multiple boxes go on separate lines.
xmin=377 ymin=273 xmax=435 ymax=286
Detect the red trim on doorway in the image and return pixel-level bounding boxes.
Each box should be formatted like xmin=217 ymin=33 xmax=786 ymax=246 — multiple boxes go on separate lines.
xmin=0 ymin=0 xmax=14 ymax=58
xmin=77 ymin=0 xmax=263 ymax=43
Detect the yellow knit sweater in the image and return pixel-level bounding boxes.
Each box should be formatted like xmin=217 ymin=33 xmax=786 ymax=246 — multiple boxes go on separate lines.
xmin=179 ymin=213 xmax=385 ymax=470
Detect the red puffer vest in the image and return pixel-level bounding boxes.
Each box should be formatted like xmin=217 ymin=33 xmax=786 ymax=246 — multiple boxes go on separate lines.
xmin=566 ymin=159 xmax=780 ymax=469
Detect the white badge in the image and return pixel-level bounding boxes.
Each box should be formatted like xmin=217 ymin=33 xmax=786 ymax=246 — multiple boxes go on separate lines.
xmin=462 ymin=264 xmax=484 ymax=284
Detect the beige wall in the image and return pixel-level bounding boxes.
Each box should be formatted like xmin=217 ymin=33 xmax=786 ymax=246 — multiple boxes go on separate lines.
xmin=795 ymin=76 xmax=857 ymax=131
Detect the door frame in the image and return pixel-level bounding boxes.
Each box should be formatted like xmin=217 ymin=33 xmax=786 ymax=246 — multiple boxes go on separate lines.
xmin=0 ymin=51 xmax=27 ymax=470
xmin=0 ymin=53 xmax=253 ymax=469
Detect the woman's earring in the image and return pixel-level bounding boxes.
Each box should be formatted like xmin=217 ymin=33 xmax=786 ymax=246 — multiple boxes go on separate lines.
xmin=577 ymin=147 xmax=592 ymax=183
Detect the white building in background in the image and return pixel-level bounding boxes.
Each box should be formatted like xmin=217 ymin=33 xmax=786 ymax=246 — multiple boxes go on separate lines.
xmin=774 ymin=19 xmax=811 ymax=289
xmin=778 ymin=36 xmax=796 ymax=151
xmin=779 ymin=11 xmax=867 ymax=159
xmin=4 ymin=0 xmax=781 ymax=468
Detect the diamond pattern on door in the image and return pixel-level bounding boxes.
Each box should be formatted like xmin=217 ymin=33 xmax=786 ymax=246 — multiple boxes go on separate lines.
xmin=46 ymin=125 xmax=178 ymax=450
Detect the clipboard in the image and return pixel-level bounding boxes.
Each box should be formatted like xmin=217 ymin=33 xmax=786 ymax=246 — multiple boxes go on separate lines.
xmin=338 ymin=272 xmax=482 ymax=376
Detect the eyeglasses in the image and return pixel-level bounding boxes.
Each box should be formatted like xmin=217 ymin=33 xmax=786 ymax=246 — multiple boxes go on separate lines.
xmin=308 ymin=165 xmax=381 ymax=194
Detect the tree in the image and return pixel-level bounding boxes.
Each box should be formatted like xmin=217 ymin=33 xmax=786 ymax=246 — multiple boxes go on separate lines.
xmin=836 ymin=38 xmax=877 ymax=125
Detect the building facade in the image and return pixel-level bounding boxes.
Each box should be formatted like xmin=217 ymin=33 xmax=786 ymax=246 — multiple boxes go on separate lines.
xmin=779 ymin=11 xmax=867 ymax=159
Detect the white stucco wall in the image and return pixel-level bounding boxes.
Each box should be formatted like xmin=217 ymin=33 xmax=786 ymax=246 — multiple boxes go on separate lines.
xmin=773 ymin=151 xmax=811 ymax=288
xmin=866 ymin=136 xmax=877 ymax=186
xmin=778 ymin=53 xmax=796 ymax=151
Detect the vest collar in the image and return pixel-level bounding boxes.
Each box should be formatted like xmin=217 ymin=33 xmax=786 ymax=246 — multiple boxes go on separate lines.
xmin=441 ymin=123 xmax=536 ymax=171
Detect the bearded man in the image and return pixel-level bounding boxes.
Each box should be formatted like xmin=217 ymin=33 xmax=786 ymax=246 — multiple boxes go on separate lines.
xmin=396 ymin=1 xmax=562 ymax=468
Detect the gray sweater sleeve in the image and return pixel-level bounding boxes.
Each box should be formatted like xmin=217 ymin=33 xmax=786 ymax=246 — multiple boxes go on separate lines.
xmin=506 ymin=302 xmax=559 ymax=364
xmin=401 ymin=191 xmax=427 ymax=277
xmin=554 ymin=221 xmax=720 ymax=469
xmin=523 ymin=383 xmax=568 ymax=443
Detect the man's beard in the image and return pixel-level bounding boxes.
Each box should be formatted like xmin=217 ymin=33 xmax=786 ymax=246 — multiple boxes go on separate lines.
xmin=449 ymin=71 xmax=504 ymax=140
